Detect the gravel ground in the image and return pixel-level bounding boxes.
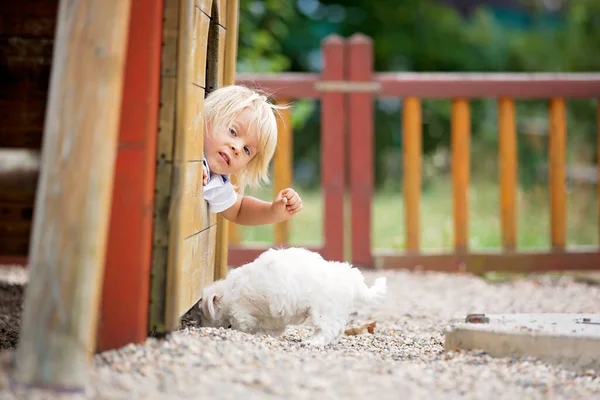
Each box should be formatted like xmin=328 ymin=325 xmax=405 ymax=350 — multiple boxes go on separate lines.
xmin=0 ymin=267 xmax=599 ymax=399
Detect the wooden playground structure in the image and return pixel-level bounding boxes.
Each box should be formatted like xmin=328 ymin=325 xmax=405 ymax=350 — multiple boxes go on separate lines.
xmin=0 ymin=0 xmax=238 ymax=390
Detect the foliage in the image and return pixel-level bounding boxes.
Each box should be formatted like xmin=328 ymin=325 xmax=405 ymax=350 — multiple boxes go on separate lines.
xmin=237 ymin=0 xmax=599 ymax=188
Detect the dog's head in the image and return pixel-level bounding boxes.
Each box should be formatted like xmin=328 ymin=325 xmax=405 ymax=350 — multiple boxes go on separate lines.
xmin=197 ymin=280 xmax=231 ymax=329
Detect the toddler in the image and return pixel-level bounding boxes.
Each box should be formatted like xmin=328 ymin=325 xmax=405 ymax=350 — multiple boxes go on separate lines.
xmin=201 ymin=85 xmax=302 ymax=225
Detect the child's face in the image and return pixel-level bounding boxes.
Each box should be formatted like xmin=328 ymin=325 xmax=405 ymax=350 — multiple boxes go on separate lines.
xmin=204 ymin=108 xmax=258 ymax=175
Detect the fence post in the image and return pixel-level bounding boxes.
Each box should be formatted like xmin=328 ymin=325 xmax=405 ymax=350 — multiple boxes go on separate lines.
xmin=347 ymin=34 xmax=374 ymax=267
xmin=321 ymin=35 xmax=346 ymax=262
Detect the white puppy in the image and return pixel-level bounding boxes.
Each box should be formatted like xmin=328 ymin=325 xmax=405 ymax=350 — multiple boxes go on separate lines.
xmin=197 ymin=247 xmax=387 ymax=347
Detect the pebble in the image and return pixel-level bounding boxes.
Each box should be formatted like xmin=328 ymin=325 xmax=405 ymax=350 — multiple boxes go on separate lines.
xmin=1 ymin=270 xmax=600 ymax=399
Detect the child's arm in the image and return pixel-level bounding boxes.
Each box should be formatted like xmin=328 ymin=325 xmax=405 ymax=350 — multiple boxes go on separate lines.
xmin=220 ymin=188 xmax=302 ymax=226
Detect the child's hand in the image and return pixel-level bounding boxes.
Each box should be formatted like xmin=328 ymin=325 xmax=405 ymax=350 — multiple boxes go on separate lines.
xmin=272 ymin=188 xmax=303 ymax=220
xmin=202 ymin=165 xmax=208 ymax=186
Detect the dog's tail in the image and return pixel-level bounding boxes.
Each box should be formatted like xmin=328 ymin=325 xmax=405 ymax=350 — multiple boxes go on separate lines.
xmin=357 ymin=276 xmax=387 ymax=305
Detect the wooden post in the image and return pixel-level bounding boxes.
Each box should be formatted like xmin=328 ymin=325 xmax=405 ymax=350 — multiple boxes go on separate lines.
xmin=498 ymin=97 xmax=517 ymax=251
xmin=273 ymin=97 xmax=293 ymax=245
xmin=215 ymin=0 xmax=239 ymax=280
xmin=321 ymin=35 xmax=346 ymax=262
xmin=347 ymin=34 xmax=374 ymax=267
xmin=451 ymin=98 xmax=470 ymax=252
xmin=98 ymin=0 xmax=163 ymax=352
xmin=13 ymin=0 xmax=132 ymax=390
xmin=549 ymin=98 xmax=567 ymax=250
xmin=403 ymin=97 xmax=422 ymax=252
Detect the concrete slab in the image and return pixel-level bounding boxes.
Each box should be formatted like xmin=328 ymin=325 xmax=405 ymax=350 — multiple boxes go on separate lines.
xmin=445 ymin=313 xmax=600 ymax=371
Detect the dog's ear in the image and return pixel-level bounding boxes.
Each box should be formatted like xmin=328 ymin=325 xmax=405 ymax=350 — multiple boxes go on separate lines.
xmin=204 ymin=293 xmax=221 ymax=319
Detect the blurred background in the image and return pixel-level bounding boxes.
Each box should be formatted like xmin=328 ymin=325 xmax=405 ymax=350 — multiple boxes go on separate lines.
xmin=236 ymin=0 xmax=599 ymax=252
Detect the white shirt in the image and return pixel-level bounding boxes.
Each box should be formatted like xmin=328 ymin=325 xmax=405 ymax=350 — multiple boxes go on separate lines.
xmin=202 ymin=158 xmax=237 ymax=213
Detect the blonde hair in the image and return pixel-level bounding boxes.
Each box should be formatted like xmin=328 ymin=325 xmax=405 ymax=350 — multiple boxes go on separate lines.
xmin=202 ymin=85 xmax=288 ymax=190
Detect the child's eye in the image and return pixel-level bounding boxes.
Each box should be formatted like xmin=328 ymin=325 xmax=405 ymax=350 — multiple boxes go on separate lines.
xmin=229 ymin=128 xmax=237 ymax=137
xmin=244 ymin=146 xmax=251 ymax=156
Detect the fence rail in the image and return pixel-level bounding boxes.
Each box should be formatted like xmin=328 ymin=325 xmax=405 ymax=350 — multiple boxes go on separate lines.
xmin=230 ymin=33 xmax=600 ymax=273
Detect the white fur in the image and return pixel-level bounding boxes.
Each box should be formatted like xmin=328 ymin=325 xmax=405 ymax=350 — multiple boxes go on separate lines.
xmin=197 ymin=247 xmax=387 ymax=347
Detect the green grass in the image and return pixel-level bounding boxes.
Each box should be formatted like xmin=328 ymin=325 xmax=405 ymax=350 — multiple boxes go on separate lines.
xmin=239 ymin=177 xmax=598 ymax=252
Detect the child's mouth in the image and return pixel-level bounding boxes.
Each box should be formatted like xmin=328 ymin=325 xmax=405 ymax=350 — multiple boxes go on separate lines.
xmin=219 ymin=152 xmax=230 ymax=166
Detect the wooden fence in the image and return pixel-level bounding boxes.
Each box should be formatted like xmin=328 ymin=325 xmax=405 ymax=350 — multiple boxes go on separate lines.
xmin=230 ymin=33 xmax=600 ymax=273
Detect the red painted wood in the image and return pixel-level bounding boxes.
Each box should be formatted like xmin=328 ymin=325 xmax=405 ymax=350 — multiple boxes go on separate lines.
xmin=379 ymin=249 xmax=600 ymax=273
xmin=0 ymin=256 xmax=27 ymax=266
xmin=320 ymin=35 xmax=346 ymax=262
xmin=228 ymin=245 xmax=325 ymax=268
xmin=347 ymin=34 xmax=374 ymax=268
xmin=97 ymin=0 xmax=163 ymax=352
xmin=376 ymin=73 xmax=600 ymax=99
xmin=235 ymin=73 xmax=320 ymax=99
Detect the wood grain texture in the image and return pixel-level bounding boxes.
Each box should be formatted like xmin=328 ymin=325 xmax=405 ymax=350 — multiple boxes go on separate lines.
xmin=273 ymin=98 xmax=292 ymax=245
xmin=549 ymin=98 xmax=566 ymax=249
xmin=150 ymin=0 xmax=179 ymax=333
xmin=321 ymin=35 xmax=346 ymax=262
xmin=215 ymin=0 xmax=239 ymax=281
xmin=98 ymin=0 xmax=163 ymax=352
xmin=402 ymin=97 xmax=422 ymax=252
xmin=347 ymin=34 xmax=373 ymax=267
xmin=498 ymin=97 xmax=517 ymax=250
xmin=13 ymin=0 xmax=132 ymax=389
xmin=451 ymin=98 xmax=470 ymax=252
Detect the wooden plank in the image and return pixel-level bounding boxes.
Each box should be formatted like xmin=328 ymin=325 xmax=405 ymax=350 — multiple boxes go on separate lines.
xmin=216 ymin=0 xmax=239 ymax=281
xmin=195 ymin=0 xmax=212 ymax=16
xmin=376 ymin=73 xmax=600 ymax=99
xmin=165 ymin=0 xmax=194 ymax=331
xmin=0 ymin=256 xmax=27 ymax=266
xmin=0 ymin=0 xmax=59 ymax=37
xmin=402 ymin=97 xmax=422 ymax=252
xmin=13 ymin=0 xmax=132 ymax=390
xmin=235 ymin=73 xmax=321 ymax=99
xmin=321 ymin=35 xmax=346 ymax=262
xmin=347 ymin=34 xmax=373 ymax=267
xmin=180 ymin=161 xmax=213 ymax=238
xmin=549 ymin=98 xmax=567 ymax=249
xmin=234 ymin=73 xmax=600 ymax=100
xmin=150 ymin=0 xmax=179 ymax=332
xmin=451 ymin=98 xmax=470 ymax=252
xmin=274 ymin=98 xmax=292 ymax=245
xmin=498 ymin=97 xmax=517 ymax=250
xmin=216 ymin=25 xmax=227 ymax=89
xmin=192 ymin=8 xmax=211 ymax=88
xmin=175 ymin=226 xmax=217 ymax=316
xmin=217 ymin=0 xmax=227 ymax=27
xmin=378 ymin=249 xmax=600 ymax=273
xmin=183 ymin=83 xmax=204 ymax=162
xmin=98 ymin=0 xmax=162 ymax=353
xmin=157 ymin=76 xmax=177 ymax=162
xmin=160 ymin=0 xmax=179 ymax=77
